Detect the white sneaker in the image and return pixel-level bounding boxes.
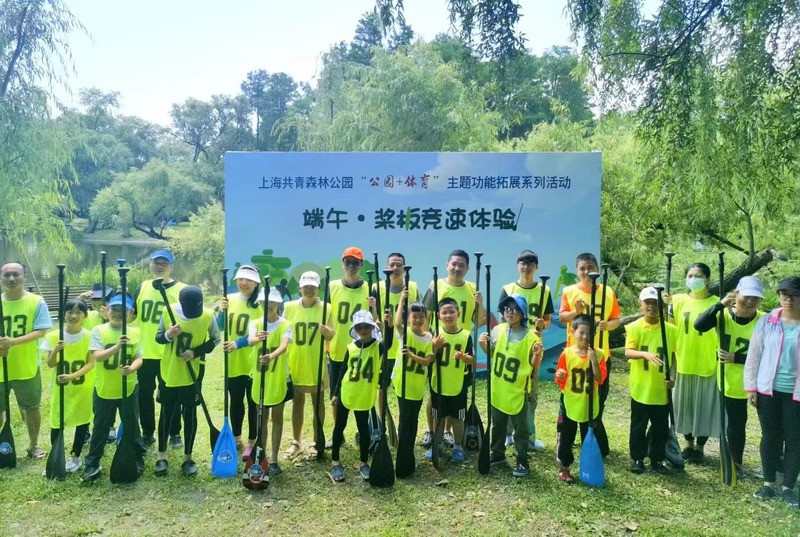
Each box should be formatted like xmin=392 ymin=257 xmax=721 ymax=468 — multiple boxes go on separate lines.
xmin=530 ymin=439 xmax=545 ymax=452
xmin=66 ymin=456 xmax=82 ymax=473
xmin=504 ymin=435 xmax=513 ymax=448
xmin=443 ymin=431 xmax=455 ymax=448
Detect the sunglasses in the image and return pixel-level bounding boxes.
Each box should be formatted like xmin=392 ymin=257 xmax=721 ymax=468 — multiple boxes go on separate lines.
xmin=503 ymin=307 xmax=522 ymax=315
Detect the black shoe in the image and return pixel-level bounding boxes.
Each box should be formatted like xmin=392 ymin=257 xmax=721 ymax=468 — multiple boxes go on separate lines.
xmin=181 ymin=460 xmax=198 ymax=477
xmin=630 ymin=460 xmax=645 ymax=474
xmin=489 ymin=455 xmax=507 ymax=468
xmin=142 ymin=434 xmax=155 ymax=447
xmin=688 ymin=449 xmax=704 ymax=464
xmin=512 ymin=462 xmax=529 ymax=477
xmin=155 ymin=459 xmax=169 ymax=477
xmin=753 ymin=485 xmax=776 ymax=501
xmin=680 ymin=446 xmax=694 ymax=459
xmin=735 ymin=464 xmax=747 ymax=481
xmin=782 ymin=488 xmax=799 ymax=508
xmin=82 ymin=466 xmax=101 ymax=482
xmin=651 ymin=460 xmax=672 ymax=475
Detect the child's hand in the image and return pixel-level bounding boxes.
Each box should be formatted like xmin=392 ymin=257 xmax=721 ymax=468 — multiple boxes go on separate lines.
xmin=259 ymin=352 xmax=272 ymax=364
xmin=320 ymin=324 xmax=334 ymax=339
xmin=401 ymin=288 xmax=408 ymax=301
xmin=180 ymin=349 xmax=194 ymax=362
xmin=383 ymin=308 xmax=392 ymax=326
xmin=99 ymin=305 xmax=108 ymax=320
xmin=120 ymin=365 xmax=135 ymax=376
xmin=255 ymin=330 xmax=267 ymax=342
xmin=720 ymin=292 xmax=736 ymax=308
xmin=401 ymin=346 xmax=415 ymax=360
xmin=368 ymin=296 xmax=376 ymax=310
xmin=532 ymin=342 xmax=544 ymax=356
xmin=555 ymin=368 xmax=567 ymax=381
xmin=432 ymin=335 xmax=445 ymax=351
xmin=80 ymin=290 xmax=93 ymax=300
xmin=717 ymin=349 xmax=734 ymax=363
xmin=54 ymin=340 xmax=66 ymax=352
xmin=534 ymin=317 xmax=546 ymax=332
xmin=662 ymin=292 xmax=672 ymax=305
xmin=479 ymin=332 xmax=489 ymax=344
xmin=643 ymin=352 xmax=663 ymax=367
xmin=587 ymin=349 xmax=598 ymax=362
xmin=166 ymin=324 xmax=182 ymax=338
xmin=223 ymin=341 xmax=237 ymax=353
xmin=474 ymin=290 xmax=482 ymax=305
xmin=665 ymin=377 xmax=675 ymax=389
xmin=573 ymin=298 xmax=587 ymax=314
xmin=116 ymin=335 xmax=129 ymax=349
xmin=219 ymin=298 xmax=229 ymax=311
xmin=57 ymin=373 xmax=73 ymax=384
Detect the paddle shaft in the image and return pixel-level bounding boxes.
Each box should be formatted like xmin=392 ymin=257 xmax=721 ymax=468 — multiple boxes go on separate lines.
xmin=221 ymin=269 xmax=229 ymax=418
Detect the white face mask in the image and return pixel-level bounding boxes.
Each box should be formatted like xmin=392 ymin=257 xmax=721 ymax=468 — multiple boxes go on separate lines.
xmin=686 ymin=276 xmax=706 ymax=292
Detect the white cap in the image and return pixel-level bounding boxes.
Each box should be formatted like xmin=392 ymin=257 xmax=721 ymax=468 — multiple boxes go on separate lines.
xmin=735 ymin=276 xmax=764 ymax=298
xmin=234 ymin=265 xmax=261 ymax=284
xmin=639 ymin=287 xmax=659 ymax=301
xmin=349 ymin=310 xmax=381 ymax=340
xmin=256 ymin=288 xmax=284 ymax=304
xmin=298 ymin=271 xmax=320 ymax=288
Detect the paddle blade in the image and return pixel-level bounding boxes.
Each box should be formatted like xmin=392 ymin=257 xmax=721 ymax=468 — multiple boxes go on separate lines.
xmin=110 ymin=436 xmax=141 ymax=484
xmin=477 ymin=429 xmax=490 ymax=475
xmin=464 ymin=404 xmax=484 ymax=452
xmin=312 ymin=416 xmax=325 ymax=461
xmin=241 ymin=447 xmax=269 ymax=490
xmin=395 ymin=413 xmax=416 ymax=478
xmin=665 ymin=428 xmax=685 ymax=469
xmin=720 ymin=436 xmax=736 ymax=486
xmin=386 ymin=407 xmax=398 ymax=449
xmin=115 ymin=422 xmax=123 ymax=446
xmin=45 ymin=431 xmax=66 ymax=480
xmin=369 ymin=436 xmax=395 ymax=488
xmin=0 ymin=421 xmax=16 ymax=469
xmin=431 ymin=421 xmax=444 ymax=471
xmin=579 ymin=426 xmax=605 ymax=487
xmin=211 ymin=418 xmax=239 ymax=479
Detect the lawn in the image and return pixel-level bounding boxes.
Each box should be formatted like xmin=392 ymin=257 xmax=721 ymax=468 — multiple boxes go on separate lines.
xmin=1 ymin=352 xmax=798 ymax=537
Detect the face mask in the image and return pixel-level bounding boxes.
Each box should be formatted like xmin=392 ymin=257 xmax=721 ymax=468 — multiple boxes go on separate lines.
xmin=686 ymin=277 xmax=706 ymax=292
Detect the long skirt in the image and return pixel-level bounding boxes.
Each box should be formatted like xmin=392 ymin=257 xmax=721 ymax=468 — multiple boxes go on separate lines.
xmin=673 ymin=373 xmax=720 ymax=438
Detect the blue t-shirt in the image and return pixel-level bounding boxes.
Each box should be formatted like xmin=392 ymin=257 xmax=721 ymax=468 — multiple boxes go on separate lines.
xmin=774 ymin=321 xmax=800 ymax=393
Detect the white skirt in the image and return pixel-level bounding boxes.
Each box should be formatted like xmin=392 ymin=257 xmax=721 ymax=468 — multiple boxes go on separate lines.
xmin=673 ymin=373 xmax=721 ymax=438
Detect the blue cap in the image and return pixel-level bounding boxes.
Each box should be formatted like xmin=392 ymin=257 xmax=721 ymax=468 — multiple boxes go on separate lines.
xmin=498 ymin=294 xmax=529 ymax=327
xmin=108 ymin=293 xmax=134 ymax=310
xmin=150 ymin=249 xmax=174 ymax=263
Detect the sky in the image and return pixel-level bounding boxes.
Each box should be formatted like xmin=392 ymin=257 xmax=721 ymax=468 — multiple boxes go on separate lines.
xmin=59 ymin=0 xmax=575 ymax=126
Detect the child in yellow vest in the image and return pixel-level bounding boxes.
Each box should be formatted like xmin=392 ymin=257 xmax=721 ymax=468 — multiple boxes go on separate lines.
xmin=479 ymin=294 xmax=543 ymax=477
xmin=248 ymin=288 xmax=292 ymax=476
xmin=41 ymin=299 xmax=95 ymax=473
xmin=329 ymin=309 xmax=393 ymax=482
xmin=554 ymin=315 xmax=608 ymax=484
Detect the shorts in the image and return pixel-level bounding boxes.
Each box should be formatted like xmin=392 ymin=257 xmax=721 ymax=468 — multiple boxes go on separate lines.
xmin=0 ymin=368 xmax=42 ymax=412
xmin=430 ymin=382 xmax=468 ymax=421
xmin=256 ymin=382 xmax=295 ymax=409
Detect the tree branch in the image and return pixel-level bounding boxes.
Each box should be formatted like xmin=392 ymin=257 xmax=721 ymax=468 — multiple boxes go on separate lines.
xmin=1 ymin=3 xmax=32 ymax=99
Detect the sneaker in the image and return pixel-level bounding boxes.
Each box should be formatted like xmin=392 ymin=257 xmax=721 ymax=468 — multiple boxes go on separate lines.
xmin=451 ymin=448 xmax=465 ymax=463
xmin=65 ymin=457 xmax=82 ymax=473
xmin=688 ymin=449 xmax=704 ymax=464
xmin=630 ymin=460 xmax=646 ymax=474
xmin=269 ymin=463 xmax=283 ymax=476
xmin=753 ymin=485 xmax=776 ymax=501
xmin=735 ymin=463 xmax=747 ymax=481
xmin=504 ymin=435 xmax=513 ymax=448
xmin=359 ymin=463 xmax=370 ymax=480
xmin=512 ymin=462 xmax=529 ymax=477
xmin=419 ymin=431 xmax=433 ymax=447
xmin=680 ymin=446 xmax=694 ymax=459
xmin=558 ymin=467 xmax=575 ymax=484
xmin=443 ymin=431 xmax=455 ymax=448
xmin=782 ymin=488 xmax=799 ymax=508
xmin=489 ymin=454 xmax=507 ymax=468
xmin=155 ymin=458 xmax=169 ymax=477
xmin=651 ymin=460 xmax=672 ymax=475
xmin=242 ymin=444 xmax=253 ymax=461
xmin=169 ymin=435 xmax=184 ymax=449
xmin=424 ymin=449 xmax=433 ymax=460
xmin=82 ymin=466 xmax=101 ymax=482
xmin=142 ymin=434 xmax=155 ymax=447
xmin=530 ymin=439 xmax=545 ymax=452
xmin=331 ymin=463 xmax=345 ymax=482
xmin=181 ymin=459 xmax=198 ymax=476
xmin=107 ymin=427 xmax=116 ymax=444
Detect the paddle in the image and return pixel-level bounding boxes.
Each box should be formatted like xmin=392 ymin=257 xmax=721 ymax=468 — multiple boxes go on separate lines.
xmin=0 ymin=286 xmax=15 ymax=469
xmin=110 ymin=266 xmax=141 ymax=484
xmin=431 ymin=266 xmax=445 ymax=471
xmin=654 ymin=284 xmax=684 ymax=469
xmin=154 ymin=278 xmax=220 ymax=452
xmin=45 ymin=264 xmax=67 ymax=480
xmin=212 ymin=268 xmax=238 ymax=478
xmin=464 ymin=253 xmax=484 ymax=452
xmin=312 ymin=267 xmax=331 ymax=460
xmin=477 ymin=264 xmax=492 ymax=475
xmin=717 ymin=252 xmax=736 ymax=486
xmin=395 ymin=265 xmax=416 ymax=478
xmin=112 ymin=259 xmax=126 ymax=446
xmin=579 ymin=272 xmax=604 ymax=487
xmin=369 ymin=269 xmax=395 ymax=488
xmin=242 ymin=276 xmax=270 ymax=490
xmin=374 ymin=252 xmax=399 ymax=449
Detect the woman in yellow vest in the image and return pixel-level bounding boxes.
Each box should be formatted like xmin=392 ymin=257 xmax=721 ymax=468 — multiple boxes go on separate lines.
xmin=220 ymin=264 xmax=263 ymax=460
xmin=247 ymin=288 xmax=292 ymax=477
xmin=41 ymin=299 xmax=95 ymax=473
xmin=329 ymin=309 xmax=393 ymax=482
xmin=154 ymin=286 xmax=220 ymax=477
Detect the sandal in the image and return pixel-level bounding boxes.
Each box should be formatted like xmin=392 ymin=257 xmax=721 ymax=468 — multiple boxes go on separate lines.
xmin=283 ymin=440 xmax=302 ymax=460
xmin=27 ymin=446 xmax=47 ymax=460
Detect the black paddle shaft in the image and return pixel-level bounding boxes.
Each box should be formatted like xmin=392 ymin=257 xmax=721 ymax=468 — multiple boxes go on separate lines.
xmin=119 ymin=266 xmax=130 ymax=412
xmin=665 ymin=252 xmax=675 ymax=295
xmin=401 ymin=267 xmax=411 ymax=400
xmin=221 ymin=268 xmax=229 ymax=417
xmin=57 ymin=264 xmax=66 ymax=430
xmin=100 ymin=252 xmax=107 ymax=308
xmin=654 ymin=285 xmax=676 ymax=426
xmin=587 ymin=272 xmax=601 ymax=426
xmin=313 ymin=267 xmax=331 ymax=457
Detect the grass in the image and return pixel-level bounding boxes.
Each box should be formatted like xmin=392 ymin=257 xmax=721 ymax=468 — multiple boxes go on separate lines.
xmin=1 ymin=352 xmax=798 ymax=537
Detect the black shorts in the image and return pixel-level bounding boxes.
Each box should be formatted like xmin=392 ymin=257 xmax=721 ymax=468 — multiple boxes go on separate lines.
xmin=430 ymin=383 xmax=468 ymax=421
xmin=251 ymin=381 xmax=294 ymax=408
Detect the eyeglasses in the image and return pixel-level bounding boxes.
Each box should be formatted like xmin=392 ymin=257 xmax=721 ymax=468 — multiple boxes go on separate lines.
xmin=503 ymin=307 xmax=522 ymax=315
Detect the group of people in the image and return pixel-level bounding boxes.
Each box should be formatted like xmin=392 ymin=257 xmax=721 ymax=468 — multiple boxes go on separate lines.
xmin=0 ymin=247 xmax=799 ymax=508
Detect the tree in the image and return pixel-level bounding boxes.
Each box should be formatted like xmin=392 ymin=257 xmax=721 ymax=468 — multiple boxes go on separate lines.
xmin=170 ymin=94 xmax=252 ymax=163
xmin=241 ymin=70 xmax=300 ymax=151
xmin=166 ymin=200 xmax=224 ymax=283
xmin=89 ymin=159 xmax=213 ymax=239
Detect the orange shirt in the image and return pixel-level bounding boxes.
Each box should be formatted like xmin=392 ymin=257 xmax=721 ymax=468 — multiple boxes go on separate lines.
xmin=560 ymin=283 xmax=621 ymax=359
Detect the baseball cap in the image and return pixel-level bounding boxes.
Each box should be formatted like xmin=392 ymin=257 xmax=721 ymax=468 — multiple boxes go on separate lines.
xmin=108 ymin=293 xmax=134 ymax=310
xmin=234 ymin=264 xmax=261 ymax=284
xmin=150 ymin=249 xmax=174 ymax=263
xmin=777 ymin=277 xmax=800 ymax=294
xmin=341 ymin=247 xmax=364 ymax=260
xmin=638 ymin=287 xmax=659 ymax=301
xmin=179 ymin=286 xmax=204 ymax=319
xmin=498 ymin=294 xmax=529 ymax=326
xmin=735 ymin=276 xmax=764 ymax=299
xmin=256 ymin=288 xmax=284 ymax=304
xmin=91 ymin=284 xmax=115 ymax=300
xmin=299 ymin=271 xmax=321 ymax=288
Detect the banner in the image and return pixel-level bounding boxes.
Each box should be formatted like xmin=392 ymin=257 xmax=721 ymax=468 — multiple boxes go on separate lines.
xmin=225 ymin=152 xmax=601 ymax=378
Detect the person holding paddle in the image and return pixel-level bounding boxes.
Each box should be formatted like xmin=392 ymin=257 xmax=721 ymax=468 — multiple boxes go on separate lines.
xmin=154 ymin=286 xmax=220 ymax=477
xmin=479 ymin=294 xmax=543 ymax=477
xmin=247 ymin=288 xmax=293 ymax=476
xmin=219 ymin=264 xmax=262 ymax=460
xmin=554 ymin=315 xmax=608 ymax=484
xmin=0 ymin=262 xmax=53 ymax=462
xmin=745 ymin=276 xmax=800 ymax=507
xmin=624 ymin=287 xmax=677 ymax=475
xmin=41 ymin=299 xmax=95 ymax=473
xmin=83 ymin=293 xmax=144 ymax=482
xmin=329 ymin=309 xmax=392 ymax=482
